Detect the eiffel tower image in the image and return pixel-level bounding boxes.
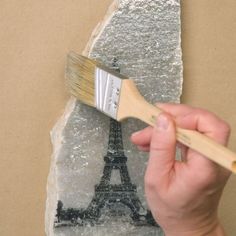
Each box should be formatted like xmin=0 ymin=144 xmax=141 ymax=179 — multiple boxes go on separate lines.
xmin=83 ymin=118 xmax=159 ymax=225
xmin=54 ymin=59 xmax=158 ymax=227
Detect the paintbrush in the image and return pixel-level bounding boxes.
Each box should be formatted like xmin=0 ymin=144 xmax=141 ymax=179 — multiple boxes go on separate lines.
xmin=66 ymin=51 xmax=236 ymax=173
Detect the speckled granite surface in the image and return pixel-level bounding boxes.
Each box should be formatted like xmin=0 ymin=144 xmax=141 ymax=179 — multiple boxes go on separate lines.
xmin=46 ymin=0 xmax=182 ymax=235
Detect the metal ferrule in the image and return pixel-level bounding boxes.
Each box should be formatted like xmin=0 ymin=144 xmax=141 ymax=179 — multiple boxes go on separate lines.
xmin=95 ymin=67 xmax=122 ymax=119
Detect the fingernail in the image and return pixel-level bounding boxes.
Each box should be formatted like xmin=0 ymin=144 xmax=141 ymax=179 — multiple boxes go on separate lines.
xmin=132 ymin=130 xmax=141 ymax=137
xmin=156 ymin=114 xmax=169 ymax=130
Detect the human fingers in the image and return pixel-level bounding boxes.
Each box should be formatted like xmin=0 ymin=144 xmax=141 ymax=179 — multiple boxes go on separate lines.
xmin=175 ymin=108 xmax=231 ymax=146
xmin=136 ymin=145 xmax=150 ymax=152
xmin=176 ymin=109 xmax=231 ymax=179
xmin=156 ymin=103 xmax=195 ymax=117
xmin=131 ymin=104 xmax=198 ymax=147
xmin=155 ymin=103 xmax=230 ymax=142
xmin=130 ymin=126 xmax=153 ymax=146
xmin=157 ymin=104 xmax=231 ymax=170
xmin=145 ymin=113 xmax=176 ymax=189
xmin=155 ymin=103 xmax=230 ymax=144
xmin=157 ymin=104 xmax=230 ymax=161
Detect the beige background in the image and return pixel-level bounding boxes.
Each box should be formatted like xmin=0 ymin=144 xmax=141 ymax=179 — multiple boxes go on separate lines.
xmin=0 ymin=1 xmax=236 ymax=235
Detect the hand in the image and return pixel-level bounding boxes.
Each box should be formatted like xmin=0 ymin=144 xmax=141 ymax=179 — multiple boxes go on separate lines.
xmin=131 ymin=103 xmax=231 ymax=236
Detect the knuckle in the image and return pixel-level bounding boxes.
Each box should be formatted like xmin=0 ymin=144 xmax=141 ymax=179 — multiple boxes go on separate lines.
xmin=219 ymin=121 xmax=231 ymax=135
xmin=194 ymin=107 xmax=209 ymax=115
xmin=218 ymin=122 xmax=231 ymax=144
xmin=150 ymin=140 xmax=175 ymax=154
xmin=150 ymin=142 xmax=161 ymax=151
xmin=144 ymin=172 xmax=158 ymax=192
xmin=194 ymin=108 xmax=218 ymax=120
xmin=194 ymin=108 xmax=231 ymax=134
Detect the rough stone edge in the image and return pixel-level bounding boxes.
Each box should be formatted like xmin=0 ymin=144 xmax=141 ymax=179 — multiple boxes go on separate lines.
xmin=83 ymin=0 xmax=119 ymax=57
xmin=177 ymin=1 xmax=183 ymax=103
xmin=45 ymin=98 xmax=76 ymax=236
xmin=45 ymin=1 xmax=119 ymax=235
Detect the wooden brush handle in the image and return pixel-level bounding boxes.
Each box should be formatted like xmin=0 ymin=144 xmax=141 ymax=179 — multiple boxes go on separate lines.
xmin=118 ymin=80 xmax=236 ymax=173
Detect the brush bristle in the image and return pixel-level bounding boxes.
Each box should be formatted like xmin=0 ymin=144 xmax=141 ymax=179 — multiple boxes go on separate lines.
xmin=66 ymin=52 xmax=97 ymax=107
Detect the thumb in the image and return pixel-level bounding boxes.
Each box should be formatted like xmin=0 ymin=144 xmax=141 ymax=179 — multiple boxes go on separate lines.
xmin=145 ymin=113 xmax=176 ymax=186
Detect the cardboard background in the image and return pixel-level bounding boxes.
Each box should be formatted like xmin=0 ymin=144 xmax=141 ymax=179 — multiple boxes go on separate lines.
xmin=0 ymin=1 xmax=235 ymax=235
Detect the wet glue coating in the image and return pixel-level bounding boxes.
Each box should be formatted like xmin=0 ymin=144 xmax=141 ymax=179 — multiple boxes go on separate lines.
xmin=46 ymin=0 xmax=182 ymax=235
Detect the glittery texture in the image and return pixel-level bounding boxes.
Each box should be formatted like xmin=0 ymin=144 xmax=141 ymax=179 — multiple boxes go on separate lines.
xmin=46 ymin=0 xmax=182 ymax=235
